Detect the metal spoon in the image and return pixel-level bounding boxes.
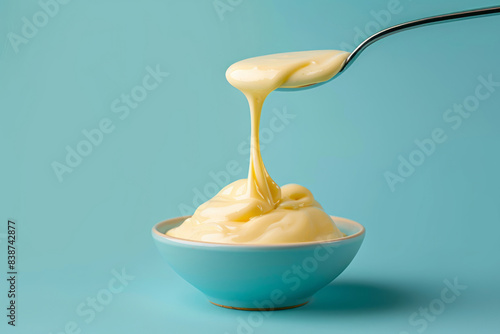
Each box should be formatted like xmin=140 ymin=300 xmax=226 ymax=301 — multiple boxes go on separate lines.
xmin=280 ymin=6 xmax=500 ymax=91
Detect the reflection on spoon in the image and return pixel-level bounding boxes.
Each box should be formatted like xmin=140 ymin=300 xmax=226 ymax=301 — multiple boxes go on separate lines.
xmin=277 ymin=6 xmax=500 ymax=91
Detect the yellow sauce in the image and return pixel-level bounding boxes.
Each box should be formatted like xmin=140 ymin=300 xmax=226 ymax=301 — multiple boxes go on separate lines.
xmin=167 ymin=50 xmax=350 ymax=244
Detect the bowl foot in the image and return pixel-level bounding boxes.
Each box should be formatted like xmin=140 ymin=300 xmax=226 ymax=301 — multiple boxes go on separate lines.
xmin=209 ymin=300 xmax=308 ymax=311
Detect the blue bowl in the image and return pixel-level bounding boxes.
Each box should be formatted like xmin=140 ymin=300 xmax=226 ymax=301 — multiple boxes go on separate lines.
xmin=152 ymin=216 xmax=365 ymax=310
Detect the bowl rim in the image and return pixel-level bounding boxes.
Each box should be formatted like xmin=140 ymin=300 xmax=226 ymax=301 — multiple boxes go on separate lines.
xmin=152 ymin=215 xmax=365 ymax=249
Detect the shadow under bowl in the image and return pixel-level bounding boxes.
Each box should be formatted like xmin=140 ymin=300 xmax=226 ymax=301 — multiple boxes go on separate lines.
xmin=152 ymin=216 xmax=365 ymax=310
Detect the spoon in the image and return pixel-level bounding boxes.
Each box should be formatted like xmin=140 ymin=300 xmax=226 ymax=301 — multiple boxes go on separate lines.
xmin=279 ymin=6 xmax=500 ymax=91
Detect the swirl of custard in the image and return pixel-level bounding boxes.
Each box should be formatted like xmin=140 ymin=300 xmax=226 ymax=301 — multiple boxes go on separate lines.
xmin=168 ymin=180 xmax=345 ymax=244
xmin=167 ymin=50 xmax=349 ymax=244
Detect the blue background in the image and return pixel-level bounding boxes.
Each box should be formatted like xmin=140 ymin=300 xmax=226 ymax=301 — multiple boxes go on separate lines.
xmin=1 ymin=0 xmax=499 ymax=333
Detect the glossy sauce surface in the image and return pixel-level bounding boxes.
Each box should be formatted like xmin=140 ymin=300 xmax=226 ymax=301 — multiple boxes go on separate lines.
xmin=167 ymin=50 xmax=349 ymax=244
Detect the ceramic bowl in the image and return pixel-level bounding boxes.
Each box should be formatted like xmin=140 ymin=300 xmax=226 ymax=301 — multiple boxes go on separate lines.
xmin=152 ymin=215 xmax=365 ymax=310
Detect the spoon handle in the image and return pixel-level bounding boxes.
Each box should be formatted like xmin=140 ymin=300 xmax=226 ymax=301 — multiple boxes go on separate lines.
xmin=341 ymin=6 xmax=500 ymax=72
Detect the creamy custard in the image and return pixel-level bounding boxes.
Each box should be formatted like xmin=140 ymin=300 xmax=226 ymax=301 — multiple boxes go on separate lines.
xmin=167 ymin=50 xmax=350 ymax=244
